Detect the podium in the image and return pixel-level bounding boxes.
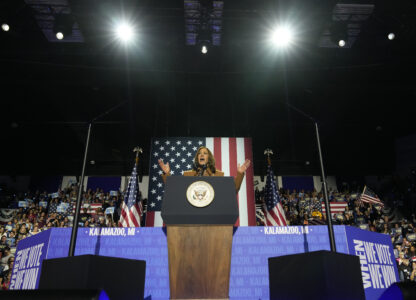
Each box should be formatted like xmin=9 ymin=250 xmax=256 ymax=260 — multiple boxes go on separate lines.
xmin=162 ymin=176 xmax=238 ymax=300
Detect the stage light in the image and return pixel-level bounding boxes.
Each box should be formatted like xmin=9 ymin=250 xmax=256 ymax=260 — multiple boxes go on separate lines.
xmin=56 ymin=32 xmax=64 ymax=40
xmin=201 ymin=45 xmax=208 ymax=54
xmin=338 ymin=39 xmax=346 ymax=47
xmin=115 ymin=22 xmax=134 ymax=43
xmin=1 ymin=23 xmax=9 ymax=32
xmin=388 ymin=33 xmax=395 ymax=40
xmin=270 ymin=25 xmax=294 ymax=48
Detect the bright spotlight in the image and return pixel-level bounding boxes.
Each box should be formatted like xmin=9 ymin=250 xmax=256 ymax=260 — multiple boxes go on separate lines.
xmin=270 ymin=26 xmax=294 ymax=48
xmin=115 ymin=22 xmax=134 ymax=43
xmin=338 ymin=39 xmax=346 ymax=47
xmin=201 ymin=45 xmax=208 ymax=54
xmin=56 ymin=32 xmax=64 ymax=40
xmin=388 ymin=33 xmax=395 ymax=40
xmin=1 ymin=23 xmax=10 ymax=32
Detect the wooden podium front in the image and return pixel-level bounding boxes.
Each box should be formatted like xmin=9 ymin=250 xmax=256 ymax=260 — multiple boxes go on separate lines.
xmin=167 ymin=225 xmax=233 ymax=299
xmin=162 ymin=177 xmax=239 ymax=300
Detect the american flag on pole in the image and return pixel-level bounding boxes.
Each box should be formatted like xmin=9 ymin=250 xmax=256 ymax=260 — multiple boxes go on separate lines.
xmin=360 ymin=186 xmax=384 ymax=207
xmin=263 ymin=164 xmax=287 ymax=226
xmin=119 ymin=163 xmax=142 ymax=227
xmin=146 ymin=137 xmax=255 ymax=227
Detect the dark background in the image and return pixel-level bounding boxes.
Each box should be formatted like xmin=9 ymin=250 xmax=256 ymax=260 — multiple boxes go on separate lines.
xmin=1 ymin=0 xmax=415 ymax=177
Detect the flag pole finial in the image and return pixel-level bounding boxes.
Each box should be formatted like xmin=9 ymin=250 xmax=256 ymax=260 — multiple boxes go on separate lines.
xmin=264 ymin=148 xmax=273 ymax=166
xmin=133 ymin=147 xmax=143 ymax=165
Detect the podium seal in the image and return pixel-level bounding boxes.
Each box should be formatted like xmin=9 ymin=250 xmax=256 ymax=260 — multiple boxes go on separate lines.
xmin=186 ymin=181 xmax=215 ymax=207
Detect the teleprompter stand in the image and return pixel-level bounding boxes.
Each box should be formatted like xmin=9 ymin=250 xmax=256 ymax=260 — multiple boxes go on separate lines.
xmin=162 ymin=176 xmax=239 ymax=300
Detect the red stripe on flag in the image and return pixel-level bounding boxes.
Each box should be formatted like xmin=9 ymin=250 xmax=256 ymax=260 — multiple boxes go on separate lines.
xmin=145 ymin=211 xmax=155 ymax=227
xmin=213 ymin=137 xmax=222 ymax=171
xmin=129 ymin=208 xmax=140 ymax=227
xmin=229 ymin=138 xmax=237 ymax=177
xmin=244 ymin=137 xmax=256 ymax=226
xmin=120 ymin=206 xmax=130 ymax=227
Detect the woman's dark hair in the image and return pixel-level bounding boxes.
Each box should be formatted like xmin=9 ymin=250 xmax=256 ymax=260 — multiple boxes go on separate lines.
xmin=193 ymin=146 xmax=216 ymax=174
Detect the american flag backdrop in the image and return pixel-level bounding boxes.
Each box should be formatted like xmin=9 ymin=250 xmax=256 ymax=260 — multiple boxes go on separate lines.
xmin=263 ymin=164 xmax=287 ymax=226
xmin=146 ymin=137 xmax=255 ymax=227
xmin=119 ymin=163 xmax=143 ymax=227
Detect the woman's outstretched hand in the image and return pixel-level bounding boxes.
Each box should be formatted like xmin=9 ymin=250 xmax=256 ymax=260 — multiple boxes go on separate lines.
xmin=237 ymin=159 xmax=251 ymax=174
xmin=158 ymin=159 xmax=171 ymax=174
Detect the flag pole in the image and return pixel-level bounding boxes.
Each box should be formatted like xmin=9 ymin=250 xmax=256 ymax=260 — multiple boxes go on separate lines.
xmin=133 ymin=146 xmax=143 ymax=166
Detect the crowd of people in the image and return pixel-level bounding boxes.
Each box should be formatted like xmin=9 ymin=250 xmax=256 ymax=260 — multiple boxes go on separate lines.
xmin=0 ymin=184 xmax=125 ymax=289
xmin=254 ymin=181 xmax=416 ymax=282
xmin=1 ymin=177 xmax=415 ymax=289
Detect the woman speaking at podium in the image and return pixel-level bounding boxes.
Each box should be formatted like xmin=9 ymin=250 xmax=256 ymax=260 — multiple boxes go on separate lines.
xmin=158 ymin=146 xmax=250 ymax=192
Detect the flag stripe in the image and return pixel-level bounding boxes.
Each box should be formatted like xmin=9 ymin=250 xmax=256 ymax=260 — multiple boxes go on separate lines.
xmin=129 ymin=206 xmax=141 ymax=227
xmin=206 ymin=138 xmax=214 ymax=161
xmin=276 ymin=204 xmax=287 ymax=226
xmin=213 ymin=138 xmax=222 ymax=171
xmin=146 ymin=210 xmax=155 ymax=227
xmin=120 ymin=203 xmax=130 ymax=227
xmin=236 ymin=138 xmax=247 ymax=226
xmin=244 ymin=137 xmax=256 ymax=226
xmin=221 ymin=137 xmax=230 ymax=176
xmin=153 ymin=211 xmax=163 ymax=227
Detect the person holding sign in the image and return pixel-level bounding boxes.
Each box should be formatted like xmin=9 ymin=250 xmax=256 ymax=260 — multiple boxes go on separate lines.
xmin=158 ymin=146 xmax=250 ymax=192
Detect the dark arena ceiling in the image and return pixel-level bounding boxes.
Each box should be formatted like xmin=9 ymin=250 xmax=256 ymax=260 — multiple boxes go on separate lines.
xmin=1 ymin=0 xmax=416 ymax=177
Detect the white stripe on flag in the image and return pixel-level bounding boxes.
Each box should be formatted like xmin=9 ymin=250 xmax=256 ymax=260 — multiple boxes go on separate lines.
xmin=205 ymin=137 xmax=214 ymax=155
xmin=236 ymin=138 xmax=248 ymax=226
xmin=221 ymin=138 xmax=230 ymax=176
xmin=154 ymin=211 xmax=164 ymax=227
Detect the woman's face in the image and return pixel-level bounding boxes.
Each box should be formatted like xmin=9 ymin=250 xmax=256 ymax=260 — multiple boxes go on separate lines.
xmin=198 ymin=148 xmax=209 ymax=166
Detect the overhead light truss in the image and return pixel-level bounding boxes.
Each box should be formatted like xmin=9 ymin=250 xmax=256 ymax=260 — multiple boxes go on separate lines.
xmin=184 ymin=0 xmax=223 ymax=46
xmin=319 ymin=3 xmax=374 ymax=48
xmin=24 ymin=0 xmax=84 ymax=43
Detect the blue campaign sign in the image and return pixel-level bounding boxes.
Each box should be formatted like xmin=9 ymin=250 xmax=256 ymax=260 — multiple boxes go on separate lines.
xmin=18 ymin=201 xmax=27 ymax=208
xmin=105 ymin=207 xmax=115 ymax=214
xmin=56 ymin=202 xmax=69 ymax=213
xmin=9 ymin=226 xmax=398 ymax=300
xmin=39 ymin=201 xmax=48 ymax=208
xmin=9 ymin=230 xmax=51 ymax=290
xmin=345 ymin=226 xmax=399 ymax=300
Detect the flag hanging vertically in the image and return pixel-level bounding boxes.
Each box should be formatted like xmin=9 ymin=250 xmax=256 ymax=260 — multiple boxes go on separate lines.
xmin=146 ymin=137 xmax=255 ymax=227
xmin=360 ymin=186 xmax=384 ymax=207
xmin=119 ymin=161 xmax=142 ymax=227
xmin=263 ymin=164 xmax=287 ymax=226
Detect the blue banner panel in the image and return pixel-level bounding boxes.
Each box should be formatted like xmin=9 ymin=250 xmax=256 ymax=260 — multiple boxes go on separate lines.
xmin=86 ymin=177 xmax=121 ymax=193
xmin=230 ymin=225 xmax=349 ymax=299
xmin=282 ymin=176 xmax=314 ymax=191
xmin=9 ymin=226 xmax=398 ymax=300
xmin=9 ymin=229 xmax=51 ymax=290
xmin=46 ymin=227 xmax=170 ymax=299
xmin=345 ymin=226 xmax=400 ymax=300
